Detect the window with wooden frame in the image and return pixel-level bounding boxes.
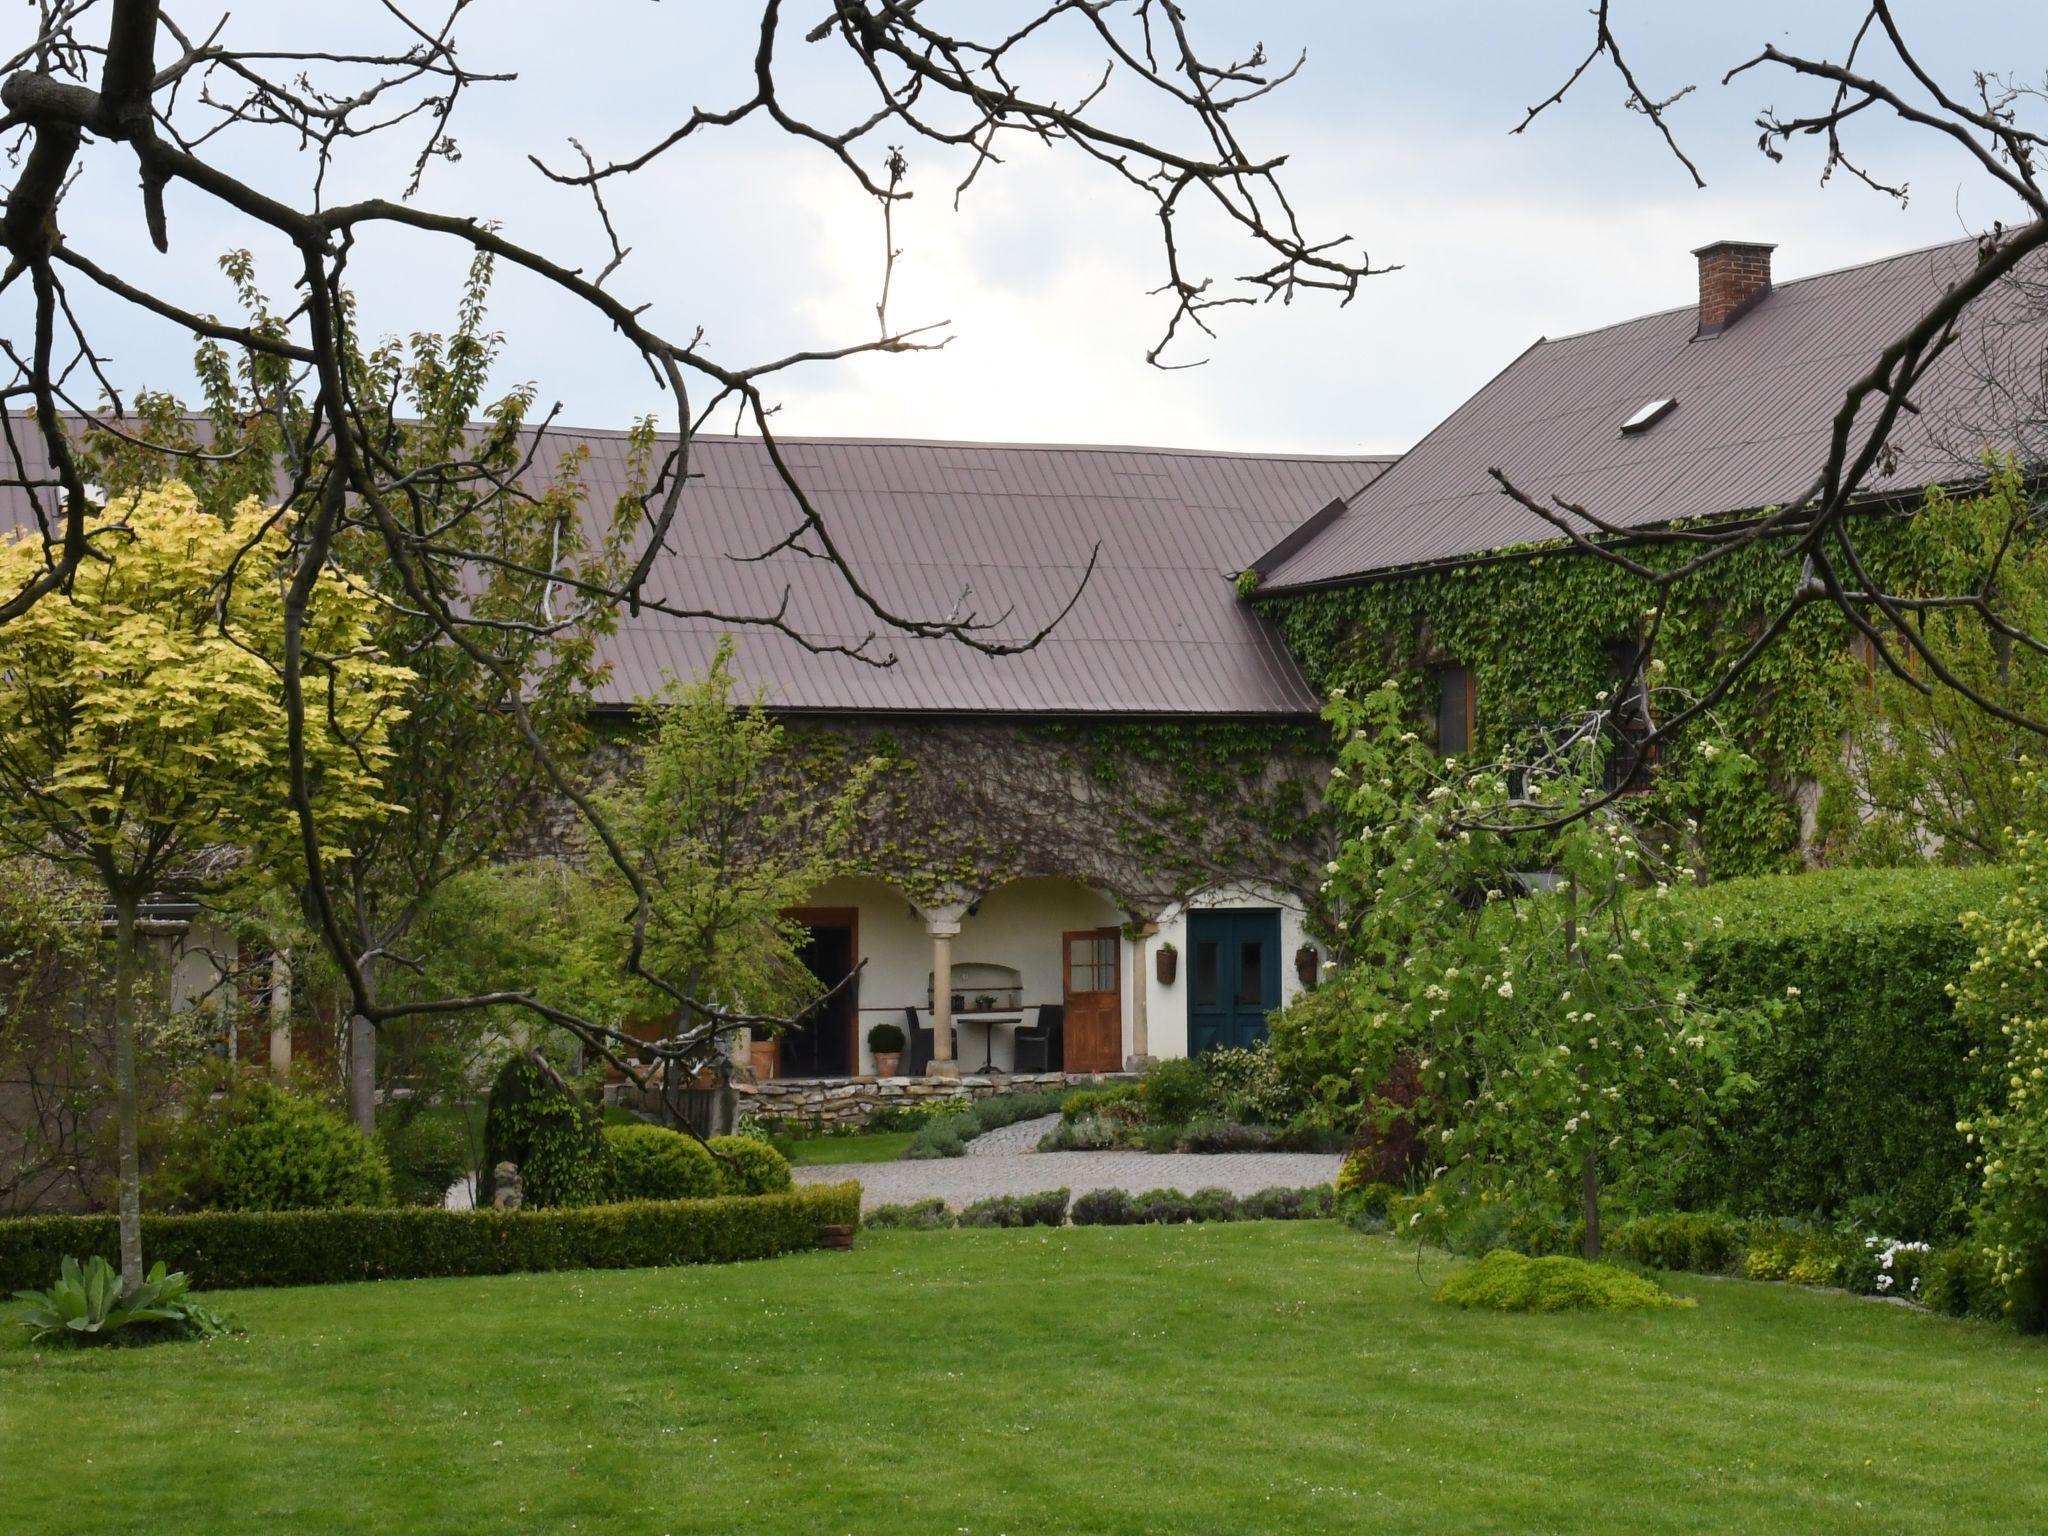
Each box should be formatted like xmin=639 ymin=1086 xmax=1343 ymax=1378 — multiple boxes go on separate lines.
xmin=1434 ymin=663 xmax=1475 ymax=757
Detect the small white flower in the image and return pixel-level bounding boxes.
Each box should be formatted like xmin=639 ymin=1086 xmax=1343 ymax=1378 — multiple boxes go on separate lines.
xmin=1496 ymin=981 xmax=1514 ymax=1000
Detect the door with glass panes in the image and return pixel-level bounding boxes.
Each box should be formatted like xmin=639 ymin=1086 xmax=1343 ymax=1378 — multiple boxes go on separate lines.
xmin=1186 ymin=910 xmax=1281 ymax=1055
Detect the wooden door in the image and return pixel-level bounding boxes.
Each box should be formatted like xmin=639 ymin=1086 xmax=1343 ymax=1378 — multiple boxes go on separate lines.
xmin=1186 ymin=910 xmax=1281 ymax=1055
xmin=1062 ymin=928 xmax=1122 ymax=1073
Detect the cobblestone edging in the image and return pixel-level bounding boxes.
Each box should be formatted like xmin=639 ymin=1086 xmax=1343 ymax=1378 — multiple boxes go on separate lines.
xmin=733 ymin=1071 xmax=1132 ymax=1131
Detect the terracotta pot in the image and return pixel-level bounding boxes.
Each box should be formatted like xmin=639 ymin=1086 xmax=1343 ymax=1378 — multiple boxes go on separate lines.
xmin=874 ymin=1051 xmax=903 ymax=1078
xmin=1155 ymin=947 xmax=1178 ymax=986
xmin=749 ymin=1039 xmax=779 ymax=1081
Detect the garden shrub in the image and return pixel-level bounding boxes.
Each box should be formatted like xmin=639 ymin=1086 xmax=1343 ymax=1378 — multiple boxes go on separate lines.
xmin=1188 ymin=1187 xmax=1240 ymax=1223
xmin=1435 ymin=1250 xmax=1693 ymax=1312
xmin=156 ymin=1082 xmax=391 ymax=1213
xmin=1129 ymin=1188 xmax=1198 ymax=1225
xmin=483 ymin=1054 xmax=612 ymax=1208
xmin=705 ymin=1135 xmax=793 ymax=1196
xmin=1171 ymin=1117 xmax=1272 ymax=1154
xmin=1138 ymin=1057 xmax=1215 ymax=1126
xmin=605 ymin=1124 xmax=720 ymax=1201
xmin=378 ymin=1111 xmax=472 ymax=1209
xmin=1070 ymin=1188 xmax=1132 ymax=1226
xmin=1297 ymin=1185 xmax=1336 ymax=1219
xmin=1675 ymin=866 xmax=2006 ymax=1238
xmin=1335 ymin=1174 xmax=1395 ymax=1228
xmin=0 ymin=1184 xmax=862 ymax=1292
xmin=957 ymin=1189 xmax=1069 ymax=1229
xmin=865 ymin=1198 xmax=954 ymax=1231
xmin=1922 ymin=1243 xmax=2010 ymax=1321
xmin=1197 ymin=1042 xmax=1311 ymax=1126
xmin=903 ymin=1089 xmax=1072 ymax=1159
xmin=867 ymin=1097 xmax=974 ymax=1133
xmin=1237 ymin=1186 xmax=1305 ymax=1221
xmin=1059 ymin=1084 xmax=1140 ymax=1123
xmin=1607 ymin=1213 xmax=1747 ymax=1276
xmin=1038 ymin=1114 xmax=1138 ymax=1152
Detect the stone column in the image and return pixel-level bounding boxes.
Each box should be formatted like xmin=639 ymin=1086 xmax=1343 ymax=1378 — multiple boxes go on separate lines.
xmin=927 ymin=917 xmax=961 ymax=1077
xmin=1127 ymin=920 xmax=1159 ymax=1072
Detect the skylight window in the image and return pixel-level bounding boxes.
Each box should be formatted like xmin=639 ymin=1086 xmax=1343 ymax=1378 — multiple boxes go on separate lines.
xmin=1620 ymin=398 xmax=1677 ymax=435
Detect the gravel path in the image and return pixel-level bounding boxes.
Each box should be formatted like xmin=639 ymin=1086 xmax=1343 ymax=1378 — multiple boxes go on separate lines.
xmin=962 ymin=1113 xmax=1062 ymax=1156
xmin=794 ymin=1148 xmax=1342 ymax=1210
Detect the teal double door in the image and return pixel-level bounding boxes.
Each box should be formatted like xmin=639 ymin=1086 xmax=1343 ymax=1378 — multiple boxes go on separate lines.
xmin=1186 ymin=909 xmax=1282 ymax=1055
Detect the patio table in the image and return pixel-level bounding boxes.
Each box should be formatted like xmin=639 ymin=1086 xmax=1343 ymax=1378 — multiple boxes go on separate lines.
xmin=958 ymin=1012 xmax=1025 ymax=1074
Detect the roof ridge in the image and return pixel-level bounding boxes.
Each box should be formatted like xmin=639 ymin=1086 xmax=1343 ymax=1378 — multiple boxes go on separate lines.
xmin=1535 ymin=231 xmax=1983 ymax=347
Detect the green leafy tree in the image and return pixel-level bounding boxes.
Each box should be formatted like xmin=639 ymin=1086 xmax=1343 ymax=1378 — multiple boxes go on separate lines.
xmin=1306 ymin=681 xmax=1745 ymax=1256
xmin=1819 ymin=465 xmax=2048 ymax=867
xmin=0 ymin=485 xmax=408 ymax=1290
xmin=557 ymin=638 xmax=881 ymax=1075
xmin=78 ymin=250 xmax=641 ymax=1131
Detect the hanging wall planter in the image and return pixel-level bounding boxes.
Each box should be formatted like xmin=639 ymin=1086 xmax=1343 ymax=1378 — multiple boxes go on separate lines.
xmin=1155 ymin=943 xmax=1178 ymax=986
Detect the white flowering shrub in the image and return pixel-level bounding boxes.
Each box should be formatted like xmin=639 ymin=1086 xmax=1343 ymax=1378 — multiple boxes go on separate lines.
xmin=1954 ymin=767 xmax=2048 ymax=1328
xmin=1298 ymin=680 xmax=1746 ymax=1256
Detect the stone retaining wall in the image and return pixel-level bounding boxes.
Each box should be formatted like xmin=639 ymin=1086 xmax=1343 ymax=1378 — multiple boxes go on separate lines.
xmin=734 ymin=1071 xmax=1130 ymax=1131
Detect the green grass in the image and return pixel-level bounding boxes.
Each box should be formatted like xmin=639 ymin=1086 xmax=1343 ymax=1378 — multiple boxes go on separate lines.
xmin=3 ymin=1224 xmax=2043 ymax=1534
xmin=775 ymin=1129 xmax=914 ymax=1165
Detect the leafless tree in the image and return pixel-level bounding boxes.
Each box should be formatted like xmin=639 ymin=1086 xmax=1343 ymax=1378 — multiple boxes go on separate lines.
xmin=0 ymin=1 xmax=1375 ymax=1087
xmin=1490 ymin=0 xmax=2048 ymax=828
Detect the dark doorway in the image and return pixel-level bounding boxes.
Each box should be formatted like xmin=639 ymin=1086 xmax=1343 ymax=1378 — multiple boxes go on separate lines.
xmin=783 ymin=909 xmax=858 ymax=1078
xmin=1186 ymin=909 xmax=1281 ymax=1055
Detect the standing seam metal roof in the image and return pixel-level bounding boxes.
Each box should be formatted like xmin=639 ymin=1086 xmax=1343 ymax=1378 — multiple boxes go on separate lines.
xmin=1258 ymin=237 xmax=2048 ymax=591
xmin=565 ymin=435 xmax=1390 ymax=714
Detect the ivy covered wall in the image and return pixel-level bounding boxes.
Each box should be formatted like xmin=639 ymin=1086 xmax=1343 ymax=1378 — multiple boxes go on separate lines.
xmin=575 ymin=715 xmax=1335 ymax=918
xmin=1257 ymin=516 xmax=1947 ymax=877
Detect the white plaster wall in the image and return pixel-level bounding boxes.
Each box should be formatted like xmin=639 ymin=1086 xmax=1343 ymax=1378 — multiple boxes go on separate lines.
xmin=803 ymin=874 xmax=1122 ymax=1074
xmin=1139 ymin=882 xmax=1316 ymax=1062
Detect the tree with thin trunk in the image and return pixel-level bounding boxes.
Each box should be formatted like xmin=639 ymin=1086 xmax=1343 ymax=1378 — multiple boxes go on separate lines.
xmin=0 ymin=483 xmax=406 ymax=1290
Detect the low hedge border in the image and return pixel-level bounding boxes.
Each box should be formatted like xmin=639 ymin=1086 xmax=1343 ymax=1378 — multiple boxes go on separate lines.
xmin=864 ymin=1183 xmax=1336 ymax=1230
xmin=0 ymin=1182 xmax=861 ymax=1293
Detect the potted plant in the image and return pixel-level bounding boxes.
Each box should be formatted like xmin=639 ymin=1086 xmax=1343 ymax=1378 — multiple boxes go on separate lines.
xmin=1155 ymin=941 xmax=1178 ymax=986
xmin=868 ymin=1020 xmax=907 ymax=1077
xmin=748 ymin=1031 xmax=779 ymax=1082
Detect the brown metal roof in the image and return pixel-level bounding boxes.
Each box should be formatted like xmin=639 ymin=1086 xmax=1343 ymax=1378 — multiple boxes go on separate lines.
xmin=1259 ymin=237 xmax=2048 ymax=591
xmin=578 ymin=435 xmax=1389 ymax=714
xmin=0 ymin=426 xmax=1389 ymax=716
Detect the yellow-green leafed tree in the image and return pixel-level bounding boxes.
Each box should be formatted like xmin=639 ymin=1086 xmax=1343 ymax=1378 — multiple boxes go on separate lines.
xmin=0 ymin=483 xmax=409 ymax=1291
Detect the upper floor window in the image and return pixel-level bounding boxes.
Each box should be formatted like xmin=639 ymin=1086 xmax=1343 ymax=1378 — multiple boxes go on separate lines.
xmin=1435 ymin=663 xmax=1475 ymax=756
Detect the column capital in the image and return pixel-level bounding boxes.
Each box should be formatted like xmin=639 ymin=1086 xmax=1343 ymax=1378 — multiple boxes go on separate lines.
xmin=924 ymin=916 xmax=963 ymax=938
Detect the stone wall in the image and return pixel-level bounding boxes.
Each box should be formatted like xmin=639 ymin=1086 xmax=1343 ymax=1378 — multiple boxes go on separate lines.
xmin=734 ymin=1071 xmax=1132 ymax=1131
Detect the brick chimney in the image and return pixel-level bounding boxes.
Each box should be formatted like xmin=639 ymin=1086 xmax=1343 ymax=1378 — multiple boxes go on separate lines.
xmin=1692 ymin=240 xmax=1775 ymax=336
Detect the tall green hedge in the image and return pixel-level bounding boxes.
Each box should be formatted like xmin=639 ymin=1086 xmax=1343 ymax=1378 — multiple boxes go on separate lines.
xmin=0 ymin=1183 xmax=860 ymax=1293
xmin=1673 ymin=866 xmax=2009 ymax=1238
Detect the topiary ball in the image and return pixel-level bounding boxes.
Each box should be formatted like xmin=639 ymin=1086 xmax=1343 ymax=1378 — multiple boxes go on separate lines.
xmin=604 ymin=1123 xmax=720 ymax=1201
xmin=704 ymin=1134 xmax=792 ymax=1195
xmin=1434 ymin=1250 xmax=1694 ymax=1312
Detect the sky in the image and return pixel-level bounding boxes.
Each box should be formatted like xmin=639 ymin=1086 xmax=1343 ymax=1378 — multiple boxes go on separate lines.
xmin=18 ymin=2 xmax=2048 ymax=456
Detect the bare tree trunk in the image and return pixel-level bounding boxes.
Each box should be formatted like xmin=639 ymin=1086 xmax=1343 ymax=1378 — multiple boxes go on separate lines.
xmin=1581 ymin=1151 xmax=1601 ymax=1261
xmin=349 ymin=1012 xmax=376 ymax=1134
xmin=268 ymin=949 xmax=292 ymax=1082
xmin=111 ymin=890 xmax=143 ymax=1294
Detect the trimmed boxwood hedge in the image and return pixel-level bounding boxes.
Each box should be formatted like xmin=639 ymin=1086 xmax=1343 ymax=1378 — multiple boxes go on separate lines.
xmin=0 ymin=1182 xmax=860 ymax=1293
xmin=1671 ymin=865 xmax=2009 ymax=1239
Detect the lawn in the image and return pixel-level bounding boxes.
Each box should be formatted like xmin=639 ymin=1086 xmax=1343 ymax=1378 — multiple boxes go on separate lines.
xmin=3 ymin=1223 xmax=2044 ymax=1535
xmin=776 ymin=1129 xmax=914 ymax=1165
